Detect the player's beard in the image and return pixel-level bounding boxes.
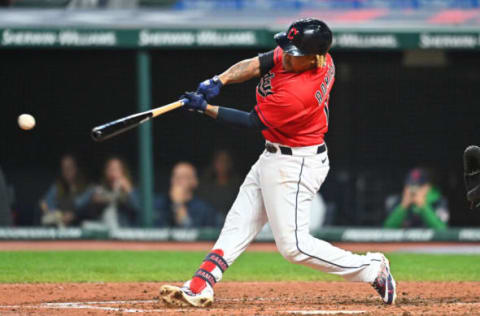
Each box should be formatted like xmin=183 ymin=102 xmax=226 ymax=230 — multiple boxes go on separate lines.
xmin=282 ymin=57 xmax=293 ymax=72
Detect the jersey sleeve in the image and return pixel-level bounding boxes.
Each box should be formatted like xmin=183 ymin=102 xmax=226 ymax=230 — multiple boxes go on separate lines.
xmin=255 ymin=91 xmax=305 ymax=129
xmin=258 ymin=46 xmax=283 ymax=76
xmin=216 ymin=106 xmax=267 ymax=130
xmin=258 ymin=50 xmax=274 ymax=77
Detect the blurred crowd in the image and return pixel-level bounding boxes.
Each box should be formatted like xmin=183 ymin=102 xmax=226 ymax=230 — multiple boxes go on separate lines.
xmin=2 ymin=0 xmax=478 ymax=9
xmin=34 ymin=150 xmax=242 ymax=229
xmin=0 ymin=152 xmax=449 ymax=230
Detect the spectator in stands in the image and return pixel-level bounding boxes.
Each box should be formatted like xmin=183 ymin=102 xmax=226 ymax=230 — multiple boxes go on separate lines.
xmin=68 ymin=0 xmax=138 ymax=9
xmin=155 ymin=162 xmax=215 ymax=228
xmin=83 ymin=157 xmax=138 ymax=229
xmin=0 ymin=165 xmax=13 ymax=226
xmin=198 ymin=150 xmax=241 ymax=224
xmin=384 ymin=168 xmax=449 ymax=230
xmin=39 ymin=154 xmax=93 ymax=228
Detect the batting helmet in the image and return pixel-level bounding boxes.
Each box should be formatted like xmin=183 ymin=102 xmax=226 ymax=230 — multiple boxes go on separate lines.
xmin=274 ymin=18 xmax=333 ymax=56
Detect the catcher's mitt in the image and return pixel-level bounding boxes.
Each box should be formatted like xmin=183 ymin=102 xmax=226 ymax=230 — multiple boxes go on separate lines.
xmin=464 ymin=145 xmax=480 ymax=209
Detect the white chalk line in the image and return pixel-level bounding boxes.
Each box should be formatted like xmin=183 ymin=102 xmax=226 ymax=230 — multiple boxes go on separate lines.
xmin=6 ymin=304 xmax=171 ymax=313
xmin=1 ymin=299 xmax=479 ymax=314
xmin=0 ymin=304 xmax=367 ymax=315
xmin=42 ymin=297 xmax=277 ymax=304
xmin=0 ymin=299 xmax=368 ymax=314
xmin=46 ymin=299 xmax=158 ymax=305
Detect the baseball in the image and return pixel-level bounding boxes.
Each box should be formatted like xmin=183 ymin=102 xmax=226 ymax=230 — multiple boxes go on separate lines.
xmin=18 ymin=113 xmax=36 ymax=130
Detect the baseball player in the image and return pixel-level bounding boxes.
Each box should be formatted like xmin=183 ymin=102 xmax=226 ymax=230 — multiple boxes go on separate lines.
xmin=160 ymin=18 xmax=396 ymax=307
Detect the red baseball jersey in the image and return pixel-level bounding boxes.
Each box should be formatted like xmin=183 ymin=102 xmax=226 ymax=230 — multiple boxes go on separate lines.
xmin=254 ymin=46 xmax=335 ymax=147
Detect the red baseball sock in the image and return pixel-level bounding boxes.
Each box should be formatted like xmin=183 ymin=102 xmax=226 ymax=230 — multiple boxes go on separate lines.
xmin=190 ymin=249 xmax=228 ymax=294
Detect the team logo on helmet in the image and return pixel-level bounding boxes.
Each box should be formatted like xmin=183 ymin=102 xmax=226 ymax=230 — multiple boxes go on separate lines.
xmin=287 ymin=27 xmax=299 ymax=40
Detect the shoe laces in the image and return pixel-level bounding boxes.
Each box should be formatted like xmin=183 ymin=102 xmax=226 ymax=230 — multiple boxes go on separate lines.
xmin=181 ymin=286 xmax=195 ymax=296
xmin=372 ymin=257 xmax=388 ymax=292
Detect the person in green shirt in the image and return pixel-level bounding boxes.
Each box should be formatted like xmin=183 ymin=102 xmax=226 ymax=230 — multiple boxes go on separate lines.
xmin=384 ymin=168 xmax=449 ymax=230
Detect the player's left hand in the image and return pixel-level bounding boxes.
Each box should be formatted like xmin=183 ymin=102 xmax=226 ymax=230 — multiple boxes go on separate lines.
xmin=196 ymin=76 xmax=223 ymax=101
xmin=181 ymin=92 xmax=207 ymax=113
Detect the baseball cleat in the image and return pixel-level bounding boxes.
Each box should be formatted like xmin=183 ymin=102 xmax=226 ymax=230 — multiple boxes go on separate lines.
xmin=160 ymin=284 xmax=214 ymax=308
xmin=371 ymin=254 xmax=397 ymax=305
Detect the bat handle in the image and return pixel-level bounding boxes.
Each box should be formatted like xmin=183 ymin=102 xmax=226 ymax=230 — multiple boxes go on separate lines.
xmin=180 ymin=98 xmax=189 ymax=106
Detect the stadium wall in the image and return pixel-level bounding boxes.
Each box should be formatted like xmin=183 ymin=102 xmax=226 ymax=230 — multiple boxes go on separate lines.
xmin=2 ymin=48 xmax=480 ymax=227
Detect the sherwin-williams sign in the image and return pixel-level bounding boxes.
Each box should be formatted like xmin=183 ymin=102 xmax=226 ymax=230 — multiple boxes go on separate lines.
xmin=1 ymin=28 xmax=479 ymax=50
xmin=0 ymin=28 xmax=264 ymax=48
xmin=1 ymin=29 xmax=118 ymax=47
xmin=333 ymin=32 xmax=480 ymax=49
xmin=418 ymin=33 xmax=480 ymax=49
xmin=138 ymin=29 xmax=258 ymax=46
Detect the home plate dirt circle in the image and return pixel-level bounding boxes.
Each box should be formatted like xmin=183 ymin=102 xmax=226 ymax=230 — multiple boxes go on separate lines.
xmin=0 ymin=281 xmax=479 ymax=315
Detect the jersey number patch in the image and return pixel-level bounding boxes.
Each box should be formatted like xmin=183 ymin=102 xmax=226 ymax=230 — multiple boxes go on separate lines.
xmin=258 ymin=72 xmax=275 ymax=97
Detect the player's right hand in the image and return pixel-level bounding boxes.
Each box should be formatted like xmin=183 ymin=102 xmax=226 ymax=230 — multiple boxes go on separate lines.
xmin=181 ymin=92 xmax=207 ymax=113
xmin=196 ymin=76 xmax=223 ymax=101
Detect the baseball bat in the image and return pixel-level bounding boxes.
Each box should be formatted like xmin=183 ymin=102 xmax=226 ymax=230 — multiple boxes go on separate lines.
xmin=91 ymin=98 xmax=187 ymax=142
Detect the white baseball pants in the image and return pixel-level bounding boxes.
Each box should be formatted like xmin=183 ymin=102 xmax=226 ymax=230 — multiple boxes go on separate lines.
xmin=213 ymin=142 xmax=382 ymax=283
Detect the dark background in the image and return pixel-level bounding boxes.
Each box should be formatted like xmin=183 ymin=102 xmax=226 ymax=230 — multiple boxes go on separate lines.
xmin=1 ymin=48 xmax=479 ymax=226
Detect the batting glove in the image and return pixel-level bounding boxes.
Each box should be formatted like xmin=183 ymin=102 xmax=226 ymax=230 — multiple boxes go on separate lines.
xmin=196 ymin=75 xmax=223 ymax=101
xmin=181 ymin=92 xmax=207 ymax=113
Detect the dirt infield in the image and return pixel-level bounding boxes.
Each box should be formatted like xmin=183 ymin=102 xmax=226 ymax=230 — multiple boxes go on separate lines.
xmin=0 ymin=281 xmax=479 ymax=315
xmin=1 ymin=240 xmax=478 ymax=253
xmin=1 ymin=241 xmax=479 ymax=315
